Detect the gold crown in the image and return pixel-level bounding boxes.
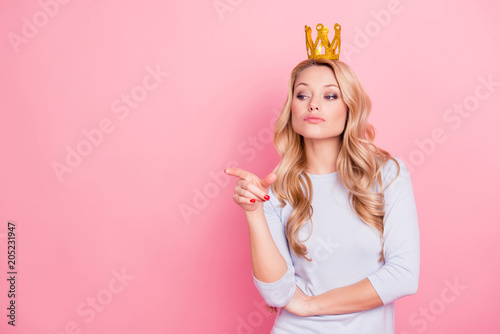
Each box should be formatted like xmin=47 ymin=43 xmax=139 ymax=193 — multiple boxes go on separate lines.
xmin=305 ymin=23 xmax=341 ymax=60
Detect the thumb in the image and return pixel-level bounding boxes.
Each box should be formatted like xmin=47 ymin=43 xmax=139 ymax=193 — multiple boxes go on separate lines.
xmin=260 ymin=172 xmax=277 ymax=190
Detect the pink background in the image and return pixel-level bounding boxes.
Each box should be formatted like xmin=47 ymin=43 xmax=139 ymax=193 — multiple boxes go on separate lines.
xmin=1 ymin=0 xmax=499 ymax=333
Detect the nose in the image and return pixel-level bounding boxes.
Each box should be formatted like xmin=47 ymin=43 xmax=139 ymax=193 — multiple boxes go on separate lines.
xmin=308 ymin=96 xmax=320 ymax=111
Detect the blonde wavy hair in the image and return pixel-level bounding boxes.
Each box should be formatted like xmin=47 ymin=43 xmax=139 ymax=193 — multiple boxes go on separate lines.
xmin=271 ymin=58 xmax=400 ymax=263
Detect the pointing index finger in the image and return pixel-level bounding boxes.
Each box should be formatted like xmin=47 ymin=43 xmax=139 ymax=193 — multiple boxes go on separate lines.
xmin=224 ymin=167 xmax=252 ymax=181
xmin=224 ymin=167 xmax=240 ymax=178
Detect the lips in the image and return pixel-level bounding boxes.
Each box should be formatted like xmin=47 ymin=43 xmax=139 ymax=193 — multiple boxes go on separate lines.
xmin=304 ymin=116 xmax=325 ymax=122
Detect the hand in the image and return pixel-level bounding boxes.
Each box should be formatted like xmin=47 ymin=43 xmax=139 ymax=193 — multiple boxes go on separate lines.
xmin=284 ymin=285 xmax=314 ymax=317
xmin=225 ymin=168 xmax=276 ymax=212
xmin=265 ymin=304 xmax=278 ymax=315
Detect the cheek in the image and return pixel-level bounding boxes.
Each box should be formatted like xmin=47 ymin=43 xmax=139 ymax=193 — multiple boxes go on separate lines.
xmin=334 ymin=102 xmax=348 ymax=117
xmin=290 ymin=103 xmax=299 ymax=119
xmin=290 ymin=107 xmax=302 ymax=130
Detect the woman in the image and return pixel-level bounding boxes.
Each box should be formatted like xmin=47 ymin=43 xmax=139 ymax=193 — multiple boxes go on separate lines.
xmin=225 ymin=57 xmax=420 ymax=333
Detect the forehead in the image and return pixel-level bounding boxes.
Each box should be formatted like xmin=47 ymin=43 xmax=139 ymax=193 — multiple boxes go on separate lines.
xmin=295 ymin=65 xmax=337 ymax=87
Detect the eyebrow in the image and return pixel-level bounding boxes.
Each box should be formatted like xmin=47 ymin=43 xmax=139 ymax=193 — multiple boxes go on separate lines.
xmin=295 ymin=83 xmax=338 ymax=88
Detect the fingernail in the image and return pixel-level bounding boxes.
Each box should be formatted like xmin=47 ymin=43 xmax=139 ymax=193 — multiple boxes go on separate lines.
xmin=264 ymin=195 xmax=270 ymax=201
xmin=224 ymin=169 xmax=227 ymax=174
xmin=250 ymin=199 xmax=256 ymax=203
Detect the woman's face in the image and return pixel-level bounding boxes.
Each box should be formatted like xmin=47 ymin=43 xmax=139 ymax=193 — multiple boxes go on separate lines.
xmin=291 ymin=65 xmax=348 ymax=140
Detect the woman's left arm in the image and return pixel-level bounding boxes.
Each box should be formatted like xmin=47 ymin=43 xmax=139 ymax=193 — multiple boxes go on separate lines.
xmin=284 ymin=277 xmax=383 ymax=316
xmin=286 ymin=158 xmax=420 ymax=316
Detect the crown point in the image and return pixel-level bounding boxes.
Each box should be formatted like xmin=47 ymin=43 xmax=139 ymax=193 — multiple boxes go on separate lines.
xmin=305 ymin=23 xmax=342 ymax=60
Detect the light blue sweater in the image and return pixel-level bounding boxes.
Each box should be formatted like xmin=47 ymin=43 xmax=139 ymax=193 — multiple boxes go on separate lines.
xmin=253 ymin=157 xmax=420 ymax=333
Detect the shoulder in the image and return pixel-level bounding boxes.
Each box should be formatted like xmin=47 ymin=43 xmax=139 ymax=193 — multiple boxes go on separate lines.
xmin=379 ymin=156 xmax=412 ymax=194
xmin=262 ymin=186 xmax=290 ymax=226
xmin=264 ymin=187 xmax=281 ymax=212
xmin=264 ymin=186 xmax=291 ymax=217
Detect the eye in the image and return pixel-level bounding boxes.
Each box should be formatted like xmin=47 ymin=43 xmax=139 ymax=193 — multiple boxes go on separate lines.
xmin=325 ymin=94 xmax=338 ymax=100
xmin=296 ymin=94 xmax=308 ymax=100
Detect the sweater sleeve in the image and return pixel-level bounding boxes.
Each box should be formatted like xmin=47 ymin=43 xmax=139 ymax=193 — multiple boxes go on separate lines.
xmin=252 ymin=189 xmax=297 ymax=308
xmin=367 ymin=157 xmax=420 ymax=305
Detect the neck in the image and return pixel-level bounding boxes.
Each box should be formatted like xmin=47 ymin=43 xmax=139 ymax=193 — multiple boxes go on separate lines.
xmin=303 ymin=136 xmax=341 ymax=175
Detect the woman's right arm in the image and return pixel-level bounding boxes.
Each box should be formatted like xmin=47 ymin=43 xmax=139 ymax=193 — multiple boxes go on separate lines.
xmin=226 ymin=168 xmax=296 ymax=307
xmin=245 ymin=208 xmax=288 ymax=283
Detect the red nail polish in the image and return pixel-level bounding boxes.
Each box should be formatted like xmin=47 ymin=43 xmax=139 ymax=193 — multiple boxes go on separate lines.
xmin=250 ymin=199 xmax=256 ymax=203
xmin=264 ymin=195 xmax=270 ymax=201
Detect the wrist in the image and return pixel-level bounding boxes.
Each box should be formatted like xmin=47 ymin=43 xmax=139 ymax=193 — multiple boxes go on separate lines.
xmin=244 ymin=206 xmax=264 ymax=218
